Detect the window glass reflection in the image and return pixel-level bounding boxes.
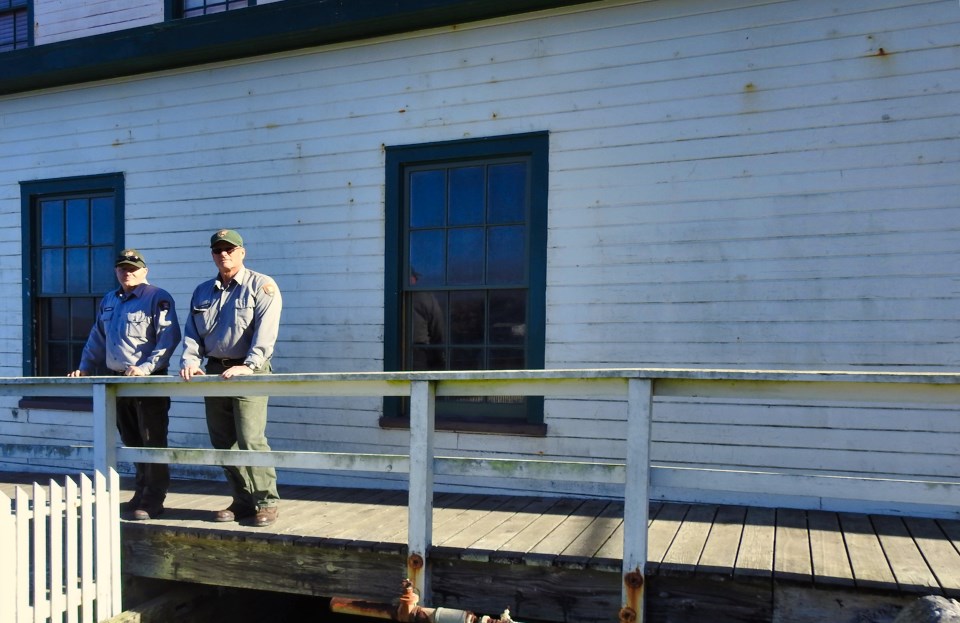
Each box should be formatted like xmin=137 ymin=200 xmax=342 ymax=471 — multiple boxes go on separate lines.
xmin=488 ymin=162 xmax=526 ymax=224
xmin=48 ymin=298 xmax=70 ymax=341
xmin=65 ymin=199 xmax=90 ymax=245
xmin=65 ymin=248 xmax=89 ymax=294
xmin=449 ymin=166 xmax=483 ymax=226
xmin=41 ymin=249 xmax=64 ymax=294
xmin=91 ymin=197 xmax=114 ymax=245
xmin=449 ymin=290 xmax=484 ymax=344
xmin=410 ymin=170 xmax=445 ymax=228
xmin=447 ymin=228 xmax=483 ymax=285
xmin=489 ymin=290 xmax=526 ymax=345
xmin=409 ymin=229 xmax=445 ymax=286
xmin=41 ymin=200 xmax=63 ymax=246
xmin=488 ymin=225 xmax=525 ymax=285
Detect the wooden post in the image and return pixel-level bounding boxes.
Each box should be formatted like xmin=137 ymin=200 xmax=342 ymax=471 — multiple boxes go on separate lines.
xmin=92 ymin=382 xmax=118 ymax=475
xmin=407 ymin=380 xmax=435 ymax=604
xmin=622 ymin=378 xmax=652 ymax=623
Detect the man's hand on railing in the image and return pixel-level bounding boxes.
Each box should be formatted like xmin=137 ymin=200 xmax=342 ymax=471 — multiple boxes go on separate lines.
xmin=123 ymin=366 xmax=146 ymax=376
xmin=179 ymin=366 xmax=205 ymax=381
xmin=67 ymin=369 xmax=87 ymax=378
xmin=220 ymin=365 xmax=253 ymax=380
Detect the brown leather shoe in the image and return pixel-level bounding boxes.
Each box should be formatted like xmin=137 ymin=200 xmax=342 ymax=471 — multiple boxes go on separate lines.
xmin=132 ymin=505 xmax=163 ymax=520
xmin=214 ymin=504 xmax=256 ymax=523
xmin=253 ymin=506 xmax=279 ymax=527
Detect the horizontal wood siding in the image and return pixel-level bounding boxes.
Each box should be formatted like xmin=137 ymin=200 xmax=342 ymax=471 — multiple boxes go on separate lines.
xmin=1 ymin=0 xmax=958 ymax=511
xmin=35 ymin=0 xmax=160 ymax=44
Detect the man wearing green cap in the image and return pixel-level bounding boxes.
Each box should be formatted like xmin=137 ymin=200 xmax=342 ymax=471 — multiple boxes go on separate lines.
xmin=69 ymin=249 xmax=181 ymax=520
xmin=180 ymin=229 xmax=283 ymax=527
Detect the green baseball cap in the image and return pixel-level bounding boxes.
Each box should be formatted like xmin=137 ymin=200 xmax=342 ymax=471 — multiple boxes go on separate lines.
xmin=115 ymin=249 xmax=147 ymax=269
xmin=210 ymin=229 xmax=244 ymax=247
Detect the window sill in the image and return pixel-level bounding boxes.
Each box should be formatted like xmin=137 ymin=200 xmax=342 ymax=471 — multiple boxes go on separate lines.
xmin=379 ymin=416 xmax=546 ymax=437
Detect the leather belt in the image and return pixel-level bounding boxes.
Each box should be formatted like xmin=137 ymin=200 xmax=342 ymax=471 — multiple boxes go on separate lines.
xmin=209 ymin=358 xmax=247 ymax=368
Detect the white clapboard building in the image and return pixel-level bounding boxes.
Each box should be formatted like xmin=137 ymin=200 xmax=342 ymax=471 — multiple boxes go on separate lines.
xmin=1 ymin=0 xmax=958 ymax=516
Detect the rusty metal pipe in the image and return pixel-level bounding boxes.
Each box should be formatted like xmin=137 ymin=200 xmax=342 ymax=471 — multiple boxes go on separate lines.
xmin=329 ymin=580 xmax=521 ymax=623
xmin=330 ymin=596 xmax=396 ymax=620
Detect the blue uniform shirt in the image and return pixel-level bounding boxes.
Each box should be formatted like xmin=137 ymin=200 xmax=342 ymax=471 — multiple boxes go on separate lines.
xmin=79 ymin=283 xmax=181 ymax=374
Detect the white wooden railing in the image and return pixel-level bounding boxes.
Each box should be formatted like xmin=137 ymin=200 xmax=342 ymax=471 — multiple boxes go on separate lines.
xmin=0 ymin=470 xmax=121 ymax=623
xmin=2 ymin=368 xmax=960 ymax=622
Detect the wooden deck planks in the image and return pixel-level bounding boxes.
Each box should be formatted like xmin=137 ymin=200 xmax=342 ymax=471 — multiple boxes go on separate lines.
xmin=735 ymin=506 xmax=776 ymax=579
xmin=697 ymin=504 xmax=746 ymax=576
xmin=774 ymin=508 xmax=812 ymax=583
xmin=872 ymin=515 xmax=942 ymax=595
xmin=646 ymin=503 xmax=689 ymax=574
xmin=659 ymin=503 xmax=716 ymax=576
xmin=808 ymin=510 xmax=855 ymax=588
xmin=904 ymin=517 xmax=960 ymax=598
xmin=838 ymin=513 xmax=898 ymax=590
xmin=1 ymin=472 xmax=957 ymax=603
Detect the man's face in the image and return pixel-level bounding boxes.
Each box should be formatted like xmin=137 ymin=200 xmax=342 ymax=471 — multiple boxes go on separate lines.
xmin=115 ymin=264 xmax=148 ymax=292
xmin=211 ymin=244 xmax=245 ymax=274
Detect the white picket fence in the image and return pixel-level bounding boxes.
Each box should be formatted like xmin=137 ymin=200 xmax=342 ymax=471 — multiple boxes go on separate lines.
xmin=0 ymin=469 xmax=122 ymax=623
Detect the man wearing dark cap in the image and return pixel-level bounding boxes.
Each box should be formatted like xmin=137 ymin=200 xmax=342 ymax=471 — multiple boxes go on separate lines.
xmin=69 ymin=249 xmax=181 ymax=520
xmin=180 ymin=229 xmax=283 ymax=527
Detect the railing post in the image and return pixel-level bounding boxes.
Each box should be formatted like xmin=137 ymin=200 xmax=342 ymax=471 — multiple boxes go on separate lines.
xmin=622 ymin=378 xmax=652 ymax=623
xmin=92 ymin=382 xmax=118 ymax=474
xmin=407 ymin=380 xmax=435 ymax=603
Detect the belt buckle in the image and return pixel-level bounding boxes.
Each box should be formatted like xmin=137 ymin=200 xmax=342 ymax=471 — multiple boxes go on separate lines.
xmin=221 ymin=358 xmax=236 ymax=367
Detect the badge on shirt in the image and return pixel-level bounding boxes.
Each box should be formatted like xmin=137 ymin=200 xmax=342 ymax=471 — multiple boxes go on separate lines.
xmin=262 ymin=282 xmax=278 ymax=296
xmin=158 ymin=300 xmax=172 ymax=327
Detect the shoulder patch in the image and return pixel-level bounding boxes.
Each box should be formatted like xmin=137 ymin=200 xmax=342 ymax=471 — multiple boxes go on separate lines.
xmin=262 ymin=282 xmax=278 ymax=296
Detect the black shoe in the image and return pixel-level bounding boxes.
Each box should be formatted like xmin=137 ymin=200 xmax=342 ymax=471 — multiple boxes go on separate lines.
xmin=132 ymin=505 xmax=164 ymax=520
xmin=214 ymin=504 xmax=257 ymax=523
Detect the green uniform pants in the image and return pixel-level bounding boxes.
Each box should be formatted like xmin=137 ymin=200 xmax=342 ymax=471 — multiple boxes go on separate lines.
xmin=204 ymin=361 xmax=279 ymax=510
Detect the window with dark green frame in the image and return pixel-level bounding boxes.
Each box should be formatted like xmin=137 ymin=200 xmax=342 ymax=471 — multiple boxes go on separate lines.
xmin=167 ymin=0 xmax=255 ymax=19
xmin=383 ymin=133 xmax=548 ymax=433
xmin=0 ymin=0 xmax=29 ymax=52
xmin=20 ymin=175 xmax=124 ymax=406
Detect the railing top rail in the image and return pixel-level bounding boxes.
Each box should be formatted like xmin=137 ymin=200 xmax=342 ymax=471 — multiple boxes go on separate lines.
xmin=3 ymin=367 xmax=960 ymax=386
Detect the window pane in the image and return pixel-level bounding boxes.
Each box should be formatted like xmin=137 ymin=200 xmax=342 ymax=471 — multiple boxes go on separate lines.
xmin=409 ymin=229 xmax=445 ymax=286
xmin=489 ymin=290 xmax=526 ymax=345
xmin=447 ymin=227 xmax=483 ymax=285
xmin=46 ymin=343 xmax=70 ymax=377
xmin=48 ymin=298 xmax=70 ymax=341
xmin=487 ymin=225 xmax=525 ymax=285
xmin=489 ymin=348 xmax=525 ymax=370
xmin=41 ymin=249 xmax=64 ymax=294
xmin=448 ymin=166 xmax=483 ymax=226
xmin=71 ymin=298 xmax=96 ymax=340
xmin=449 ymin=348 xmax=484 ymax=370
xmin=91 ymin=246 xmax=116 ymax=293
xmin=65 ymin=199 xmax=90 ymax=245
xmin=488 ymin=162 xmax=526 ymax=223
xmin=90 ymin=197 xmax=114 ymax=245
xmin=65 ymin=248 xmax=90 ymax=294
xmin=41 ymin=200 xmax=64 ymax=246
xmin=409 ymin=170 xmax=445 ymax=228
xmin=449 ymin=290 xmax=484 ymax=344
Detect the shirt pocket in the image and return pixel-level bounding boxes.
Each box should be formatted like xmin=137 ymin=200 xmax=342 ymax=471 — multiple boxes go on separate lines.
xmin=125 ymin=311 xmax=150 ymax=339
xmin=235 ymin=295 xmax=255 ymax=330
xmin=192 ymin=301 xmax=218 ymax=337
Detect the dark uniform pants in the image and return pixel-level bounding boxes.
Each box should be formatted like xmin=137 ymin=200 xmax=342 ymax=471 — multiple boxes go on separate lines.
xmin=204 ymin=360 xmax=279 ymax=510
xmin=116 ymin=395 xmax=170 ymax=508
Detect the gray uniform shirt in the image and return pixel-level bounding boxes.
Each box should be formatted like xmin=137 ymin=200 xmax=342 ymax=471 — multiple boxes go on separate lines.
xmin=181 ymin=267 xmax=282 ymax=370
xmin=79 ymin=283 xmax=181 ymax=374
